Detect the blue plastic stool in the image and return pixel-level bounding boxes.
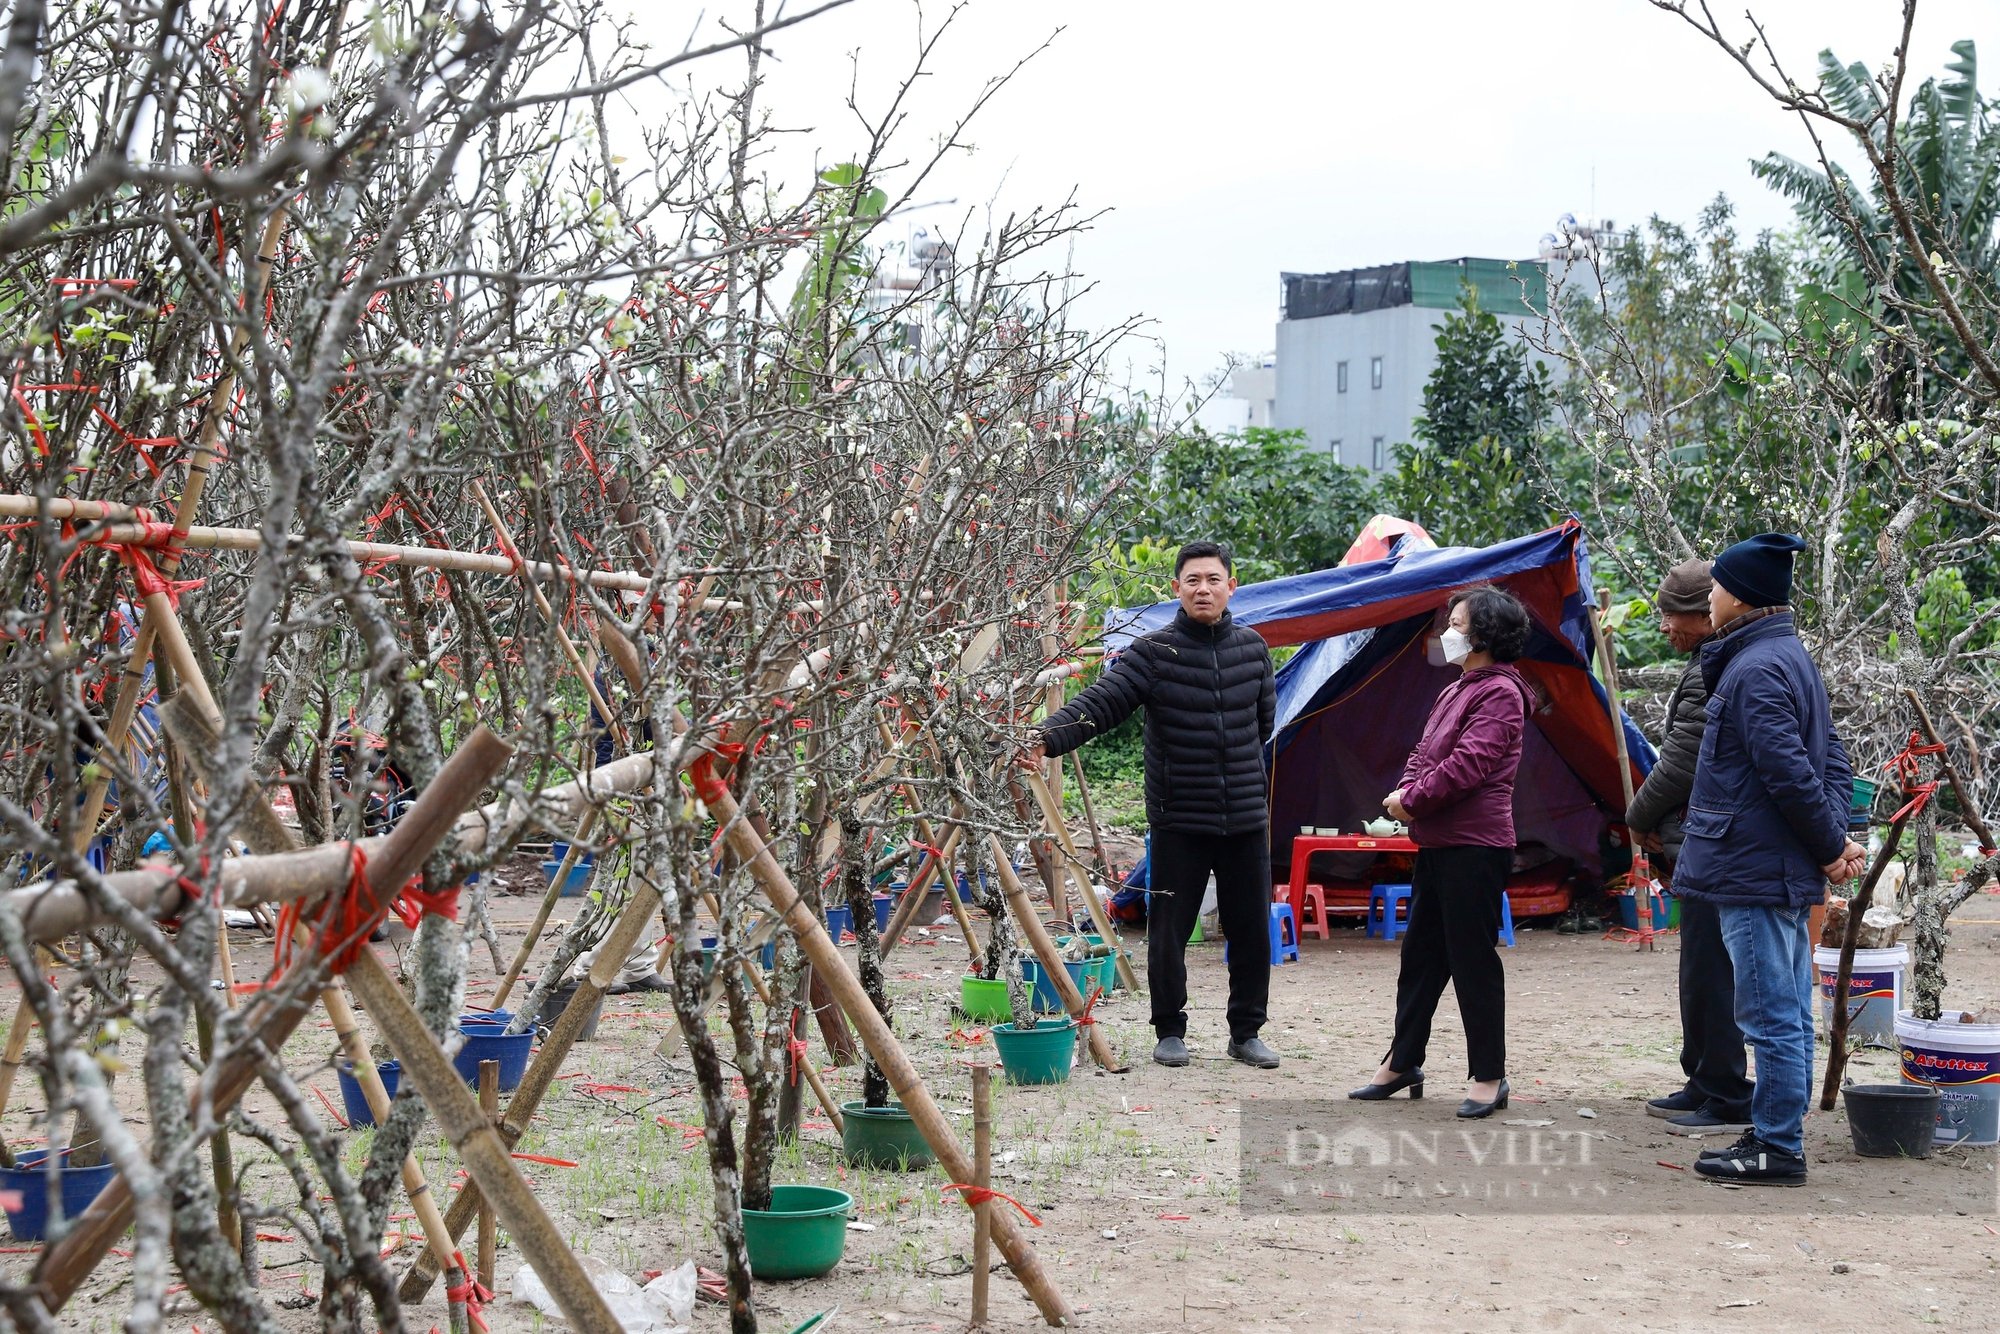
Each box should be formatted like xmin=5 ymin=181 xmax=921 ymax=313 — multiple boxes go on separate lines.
xmin=1366 ymin=884 xmax=1413 ymax=941
xmin=1497 ymin=891 xmax=1515 ymax=948
xmin=1225 ymin=902 xmax=1300 ymax=965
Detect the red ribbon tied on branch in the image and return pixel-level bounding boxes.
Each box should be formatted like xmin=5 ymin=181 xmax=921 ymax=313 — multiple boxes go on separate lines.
xmin=1884 ymin=730 xmax=1948 ymax=823
xmin=688 ymin=740 xmax=746 ymax=806
xmin=271 ymin=843 xmax=459 ymax=976
xmin=445 ymin=1252 xmax=492 ymax=1333
xmin=941 ymin=1183 xmax=1042 ymax=1226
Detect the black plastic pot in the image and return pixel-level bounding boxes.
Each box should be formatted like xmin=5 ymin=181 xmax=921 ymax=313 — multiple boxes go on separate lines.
xmin=1843 ymin=1083 xmax=1938 ymax=1159
xmin=536 ymin=979 xmax=605 ymax=1041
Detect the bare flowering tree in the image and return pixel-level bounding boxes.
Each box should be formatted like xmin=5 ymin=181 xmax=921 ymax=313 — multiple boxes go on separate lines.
xmin=0 ymin=0 xmax=1128 ymax=1329
xmin=1537 ymin=0 xmax=2000 ymax=1019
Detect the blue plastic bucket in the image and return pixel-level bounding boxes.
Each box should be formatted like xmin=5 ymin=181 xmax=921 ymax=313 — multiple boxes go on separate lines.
xmin=540 ymin=855 xmax=595 ymax=897
xmin=336 ymin=1059 xmax=402 ymax=1127
xmin=872 ymin=893 xmax=893 ymax=932
xmin=453 ymin=1022 xmax=532 ymax=1090
xmin=1 ymin=1150 xmax=117 ymax=1241
xmin=1020 ymin=956 xmax=1091 ymax=1013
xmin=826 ymin=905 xmax=853 ymax=940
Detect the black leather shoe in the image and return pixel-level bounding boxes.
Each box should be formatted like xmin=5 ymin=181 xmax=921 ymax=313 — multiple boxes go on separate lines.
xmin=1228 ymin=1037 xmax=1280 ymax=1069
xmin=1456 ymin=1078 xmax=1511 ymax=1119
xmin=1153 ymin=1036 xmax=1190 ymax=1067
xmin=1348 ymin=1068 xmax=1424 ymax=1100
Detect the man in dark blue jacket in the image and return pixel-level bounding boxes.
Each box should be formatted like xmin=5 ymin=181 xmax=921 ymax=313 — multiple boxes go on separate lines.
xmin=1023 ymin=541 xmax=1279 ymax=1070
xmin=1672 ymin=534 xmax=1864 ymax=1186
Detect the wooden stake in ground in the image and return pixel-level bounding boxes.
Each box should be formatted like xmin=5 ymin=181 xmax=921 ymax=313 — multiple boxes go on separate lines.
xmin=477 ymin=1061 xmax=499 ymax=1293
xmin=701 ymin=783 xmax=1076 ymax=1327
xmin=970 ymin=1063 xmax=993 ymax=1329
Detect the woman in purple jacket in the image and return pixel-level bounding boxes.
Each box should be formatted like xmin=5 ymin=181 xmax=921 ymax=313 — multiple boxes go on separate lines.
xmin=1350 ymin=586 xmax=1532 ymax=1118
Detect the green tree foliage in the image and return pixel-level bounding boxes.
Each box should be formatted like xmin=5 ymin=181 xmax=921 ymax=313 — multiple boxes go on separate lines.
xmin=1375 ymin=439 xmax=1562 ymax=553
xmin=1754 ymin=40 xmax=2000 ymax=303
xmin=1413 ymin=283 xmax=1552 ymax=455
xmin=1562 ymin=196 xmax=1794 ymax=479
xmin=1092 ymin=424 xmax=1377 ymax=600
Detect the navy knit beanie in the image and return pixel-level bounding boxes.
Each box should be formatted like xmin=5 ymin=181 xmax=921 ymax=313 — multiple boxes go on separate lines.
xmin=1712 ymin=533 xmax=1806 ymax=608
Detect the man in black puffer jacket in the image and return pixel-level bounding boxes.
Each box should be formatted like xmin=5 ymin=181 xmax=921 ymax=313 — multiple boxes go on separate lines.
xmin=1625 ymin=560 xmax=1754 ymax=1138
xmin=1025 ymin=541 xmax=1279 ymax=1070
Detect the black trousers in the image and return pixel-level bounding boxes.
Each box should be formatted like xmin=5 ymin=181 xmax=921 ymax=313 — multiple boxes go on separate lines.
xmin=1147 ymin=827 xmax=1270 ymax=1041
xmin=1386 ymin=845 xmax=1510 ymax=1081
xmin=1677 ymin=895 xmax=1754 ymax=1117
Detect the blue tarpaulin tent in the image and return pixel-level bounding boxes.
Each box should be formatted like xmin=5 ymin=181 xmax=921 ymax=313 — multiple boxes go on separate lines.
xmin=1105 ymin=520 xmax=1655 ymax=892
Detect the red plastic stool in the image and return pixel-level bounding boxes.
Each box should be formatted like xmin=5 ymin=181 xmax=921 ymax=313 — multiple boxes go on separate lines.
xmin=1297 ymin=883 xmax=1331 ymax=940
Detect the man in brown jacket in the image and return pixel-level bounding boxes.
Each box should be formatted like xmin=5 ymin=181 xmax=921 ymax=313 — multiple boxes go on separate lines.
xmin=1627 ymin=559 xmax=1754 ymax=1136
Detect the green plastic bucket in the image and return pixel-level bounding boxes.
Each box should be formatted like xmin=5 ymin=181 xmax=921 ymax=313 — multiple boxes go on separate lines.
xmin=960 ymin=975 xmax=1012 ymax=1023
xmin=991 ymin=1018 xmax=1076 ymax=1085
xmin=839 ymin=1101 xmax=936 ymax=1170
xmin=1850 ymin=776 xmax=1879 ymax=828
xmin=742 ymin=1184 xmax=853 ymax=1279
xmin=1083 ymin=935 xmax=1118 ymax=994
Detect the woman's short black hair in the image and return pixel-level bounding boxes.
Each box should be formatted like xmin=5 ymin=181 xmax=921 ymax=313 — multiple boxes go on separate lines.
xmin=1446 ymin=585 xmax=1531 ymax=662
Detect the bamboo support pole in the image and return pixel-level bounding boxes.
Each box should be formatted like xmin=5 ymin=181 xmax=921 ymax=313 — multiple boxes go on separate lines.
xmin=399 ymin=858 xmax=673 ymax=1302
xmin=326 ymin=969 xmax=460 ymax=1279
xmin=469 ymin=482 xmax=629 ymax=752
xmin=492 ymin=809 xmax=601 ymax=1009
xmin=31 ymin=729 xmax=514 ymax=1312
xmin=1590 ymin=593 xmax=1651 ymax=950
xmin=937 ymin=861 xmax=987 ymax=969
xmin=0 ymin=497 xmax=776 ymax=610
xmin=988 ymin=836 xmax=1121 ymax=1073
xmin=402 ymin=845 xmax=865 ymax=1304
xmin=1020 ymin=771 xmax=1138 ymax=991
xmin=156 ymin=689 xmax=466 ymax=1290
xmin=1066 ymin=750 xmax=1113 ymax=882
xmin=703 ymin=785 xmax=1075 ymax=1327
xmin=63 ymin=187 xmax=291 ymax=852
xmin=0 ymin=745 xmax=658 ymax=944
xmin=340 ymin=912 xmax=621 ymax=1332
xmin=0 ymin=1006 xmax=36 ymax=1166
xmin=878 ymin=823 xmax=963 ymax=959
xmin=970 ymin=1062 xmax=993 ymax=1329
xmin=477 ymin=1062 xmax=499 ymax=1293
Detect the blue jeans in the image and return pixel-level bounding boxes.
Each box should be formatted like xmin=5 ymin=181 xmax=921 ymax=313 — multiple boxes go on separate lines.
xmin=1716 ymin=903 xmax=1816 ymax=1156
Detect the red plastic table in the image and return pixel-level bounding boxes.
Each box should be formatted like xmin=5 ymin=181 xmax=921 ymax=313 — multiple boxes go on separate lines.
xmin=1284 ymin=833 xmax=1420 ymax=924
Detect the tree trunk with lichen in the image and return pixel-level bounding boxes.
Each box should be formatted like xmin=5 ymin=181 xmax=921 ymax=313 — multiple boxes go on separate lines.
xmin=660 ymin=837 xmax=756 ymax=1334
xmin=840 ymin=813 xmax=892 ymax=1109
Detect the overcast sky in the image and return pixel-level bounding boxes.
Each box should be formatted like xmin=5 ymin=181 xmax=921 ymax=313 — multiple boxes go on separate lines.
xmin=632 ymin=0 xmax=2000 ymax=409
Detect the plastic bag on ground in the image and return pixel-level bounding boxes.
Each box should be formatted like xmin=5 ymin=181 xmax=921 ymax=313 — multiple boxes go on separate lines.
xmin=512 ymin=1254 xmax=697 ymax=1332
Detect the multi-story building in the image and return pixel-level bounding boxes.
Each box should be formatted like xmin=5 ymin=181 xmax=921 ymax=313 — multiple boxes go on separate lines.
xmin=1269 ymin=257 xmax=1549 ymax=472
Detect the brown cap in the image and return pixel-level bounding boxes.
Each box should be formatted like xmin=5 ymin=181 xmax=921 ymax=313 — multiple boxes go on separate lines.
xmin=1655 ymin=559 xmax=1713 ymax=615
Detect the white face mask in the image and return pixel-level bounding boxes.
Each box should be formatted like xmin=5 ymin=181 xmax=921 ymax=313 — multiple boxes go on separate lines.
xmin=1439 ymin=627 xmax=1475 ymax=666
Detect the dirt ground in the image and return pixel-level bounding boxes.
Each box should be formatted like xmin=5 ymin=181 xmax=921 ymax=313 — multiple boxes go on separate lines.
xmin=13 ymin=868 xmax=2000 ymax=1333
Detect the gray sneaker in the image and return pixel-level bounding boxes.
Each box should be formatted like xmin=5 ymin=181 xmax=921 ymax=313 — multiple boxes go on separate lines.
xmin=1227 ymin=1036 xmax=1280 ymax=1069
xmin=1664 ymin=1108 xmax=1753 ymax=1137
xmin=1153 ymin=1035 xmax=1190 ymax=1067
